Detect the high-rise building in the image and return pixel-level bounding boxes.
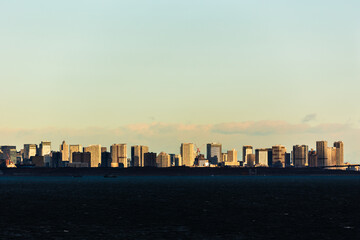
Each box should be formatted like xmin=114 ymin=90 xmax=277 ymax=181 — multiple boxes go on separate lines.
xmin=316 ymin=141 xmax=328 ymax=167
xmin=207 ymin=143 xmax=222 ymax=165
xmin=24 ymin=144 xmax=37 ymax=160
xmin=60 ymin=141 xmax=69 ymax=162
xmin=101 ymin=152 xmax=112 ymax=167
xmin=0 ymin=146 xmax=17 ymax=164
xmin=157 ymin=152 xmax=170 ymax=168
xmin=255 ymin=148 xmax=268 ymax=166
xmin=334 ymin=141 xmax=344 ymax=166
xmin=144 ymin=152 xmax=157 ymax=167
xmin=330 ymin=147 xmax=337 ymax=166
xmin=39 ymin=141 xmax=51 ymax=167
xmin=222 ymin=153 xmax=228 ymax=162
xmin=267 ymin=148 xmax=273 ymax=167
xmin=69 ymin=145 xmax=82 ymax=163
xmin=243 ymin=146 xmax=253 ymax=165
xmin=131 ymin=145 xmax=149 ymax=167
xmin=180 ymin=143 xmax=195 ymax=167
xmin=111 ymin=144 xmax=127 ymax=168
xmin=227 ymin=149 xmax=237 ymax=163
xmin=308 ymin=149 xmax=317 ymax=167
xmin=72 ymin=152 xmax=91 ymax=167
xmin=293 ymin=145 xmax=308 ymax=167
xmin=84 ymin=145 xmax=101 ymax=167
xmin=51 ymin=152 xmax=63 ymax=168
xmin=272 ymin=145 xmax=286 ymax=167
xmin=246 ymin=154 xmax=255 ymax=167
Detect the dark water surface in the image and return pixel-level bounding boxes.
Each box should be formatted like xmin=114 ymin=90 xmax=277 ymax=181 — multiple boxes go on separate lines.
xmin=0 ymin=176 xmax=359 ymax=239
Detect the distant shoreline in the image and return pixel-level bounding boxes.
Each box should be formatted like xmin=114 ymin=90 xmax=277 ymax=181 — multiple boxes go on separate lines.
xmin=1 ymin=167 xmax=359 ymax=177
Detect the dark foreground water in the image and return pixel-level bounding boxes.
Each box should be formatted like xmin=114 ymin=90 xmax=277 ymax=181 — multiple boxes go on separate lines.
xmin=0 ymin=176 xmax=359 ymax=239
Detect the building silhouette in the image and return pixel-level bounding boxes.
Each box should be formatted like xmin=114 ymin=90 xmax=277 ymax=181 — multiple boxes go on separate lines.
xmin=24 ymin=144 xmax=37 ymax=160
xmin=243 ymin=146 xmax=253 ymax=165
xmin=0 ymin=146 xmax=17 ymax=164
xmin=293 ymin=145 xmax=308 ymax=167
xmin=316 ymin=141 xmax=328 ymax=167
xmin=111 ymin=144 xmax=127 ymax=168
xmin=144 ymin=152 xmax=157 ymax=167
xmin=69 ymin=145 xmax=82 ymax=163
xmin=308 ymin=149 xmax=317 ymax=167
xmin=255 ymin=148 xmax=268 ymax=167
xmin=101 ymin=151 xmax=112 ymax=167
xmin=60 ymin=141 xmax=69 ymax=162
xmin=207 ymin=143 xmax=222 ymax=165
xmin=180 ymin=143 xmax=195 ymax=167
xmin=246 ymin=154 xmax=255 ymax=167
xmin=131 ymin=145 xmax=149 ymax=167
xmin=39 ymin=141 xmax=51 ymax=167
xmin=72 ymin=152 xmax=91 ymax=167
xmin=272 ymin=145 xmax=286 ymax=167
xmin=157 ymin=152 xmax=170 ymax=168
xmin=334 ymin=141 xmax=344 ymax=165
xmin=84 ymin=145 xmax=101 ymax=167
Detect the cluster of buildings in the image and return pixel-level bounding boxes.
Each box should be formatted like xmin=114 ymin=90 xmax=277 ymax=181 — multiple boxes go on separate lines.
xmin=0 ymin=140 xmax=346 ymax=169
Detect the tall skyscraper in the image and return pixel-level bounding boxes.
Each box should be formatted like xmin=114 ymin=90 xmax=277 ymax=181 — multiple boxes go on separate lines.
xmin=243 ymin=146 xmax=253 ymax=165
xmin=69 ymin=145 xmax=82 ymax=163
xmin=308 ymin=149 xmax=317 ymax=167
xmin=255 ymin=148 xmax=268 ymax=166
xmin=334 ymin=141 xmax=344 ymax=165
xmin=246 ymin=154 xmax=255 ymax=167
xmin=84 ymin=145 xmax=101 ymax=167
xmin=39 ymin=141 xmax=51 ymax=167
xmin=60 ymin=141 xmax=69 ymax=162
xmin=227 ymin=149 xmax=237 ymax=163
xmin=207 ymin=143 xmax=222 ymax=165
xmin=180 ymin=143 xmax=195 ymax=167
xmin=131 ymin=145 xmax=149 ymax=167
xmin=24 ymin=144 xmax=37 ymax=160
xmin=144 ymin=152 xmax=157 ymax=167
xmin=111 ymin=144 xmax=127 ymax=168
xmin=272 ymin=145 xmax=286 ymax=167
xmin=316 ymin=141 xmax=328 ymax=167
xmin=293 ymin=145 xmax=308 ymax=167
xmin=156 ymin=152 xmax=170 ymax=168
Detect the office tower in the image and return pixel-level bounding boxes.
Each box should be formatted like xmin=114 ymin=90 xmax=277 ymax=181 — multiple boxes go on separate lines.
xmin=60 ymin=141 xmax=69 ymax=161
xmin=144 ymin=152 xmax=157 ymax=167
xmin=69 ymin=145 xmax=82 ymax=163
xmin=24 ymin=144 xmax=37 ymax=160
xmin=52 ymin=152 xmax=62 ymax=168
xmin=84 ymin=145 xmax=101 ymax=167
xmin=292 ymin=145 xmax=308 ymax=167
xmin=285 ymin=153 xmax=291 ymax=167
xmin=334 ymin=141 xmax=344 ymax=165
xmin=246 ymin=154 xmax=255 ymax=167
xmin=308 ymin=149 xmax=317 ymax=167
xmin=169 ymin=154 xmax=182 ymax=166
xmin=243 ymin=146 xmax=253 ymax=165
xmin=255 ymin=148 xmax=268 ymax=166
xmin=157 ymin=152 xmax=170 ymax=168
xmin=101 ymin=152 xmax=111 ymax=167
xmin=111 ymin=144 xmax=127 ymax=168
xmin=316 ymin=141 xmax=328 ymax=167
xmin=207 ymin=143 xmax=222 ymax=165
xmin=131 ymin=145 xmax=149 ymax=167
xmin=180 ymin=143 xmax=195 ymax=167
xmin=330 ymin=147 xmax=337 ymax=166
xmin=39 ymin=141 xmax=51 ymax=167
xmin=227 ymin=149 xmax=237 ymax=163
xmin=0 ymin=146 xmax=17 ymax=164
xmin=267 ymin=148 xmax=273 ymax=167
xmin=272 ymin=145 xmax=286 ymax=167
xmin=72 ymin=152 xmax=91 ymax=167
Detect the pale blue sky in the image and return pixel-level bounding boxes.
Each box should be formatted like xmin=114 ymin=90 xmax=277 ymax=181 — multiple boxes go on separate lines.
xmin=0 ymin=1 xmax=360 ymax=161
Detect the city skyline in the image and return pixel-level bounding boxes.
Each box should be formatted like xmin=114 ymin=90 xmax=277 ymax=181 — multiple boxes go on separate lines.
xmin=1 ymin=1 xmax=359 ymax=162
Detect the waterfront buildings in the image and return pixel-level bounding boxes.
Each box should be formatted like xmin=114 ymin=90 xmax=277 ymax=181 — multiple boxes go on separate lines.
xmin=227 ymin=149 xmax=237 ymax=163
xmin=334 ymin=141 xmax=344 ymax=165
xmin=157 ymin=152 xmax=170 ymax=168
xmin=39 ymin=141 xmax=51 ymax=167
xmin=316 ymin=141 xmax=328 ymax=167
xmin=69 ymin=145 xmax=82 ymax=163
xmin=207 ymin=143 xmax=222 ymax=165
xmin=243 ymin=146 xmax=253 ymax=165
xmin=180 ymin=143 xmax=195 ymax=167
xmin=246 ymin=154 xmax=255 ymax=167
xmin=24 ymin=144 xmax=37 ymax=160
xmin=308 ymin=149 xmax=317 ymax=167
xmin=0 ymin=146 xmax=17 ymax=164
xmin=110 ymin=144 xmax=127 ymax=168
xmin=84 ymin=145 xmax=101 ymax=167
xmin=131 ymin=145 xmax=149 ymax=167
xmin=144 ymin=152 xmax=157 ymax=167
xmin=293 ymin=145 xmax=309 ymax=167
xmin=60 ymin=141 xmax=69 ymax=162
xmin=272 ymin=145 xmax=286 ymax=167
xmin=255 ymin=148 xmax=268 ymax=166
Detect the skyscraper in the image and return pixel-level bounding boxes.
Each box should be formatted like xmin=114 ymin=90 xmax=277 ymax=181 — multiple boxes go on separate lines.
xmin=308 ymin=149 xmax=317 ymax=167
xmin=207 ymin=143 xmax=222 ymax=165
xmin=144 ymin=152 xmax=157 ymax=167
xmin=227 ymin=149 xmax=237 ymax=163
xmin=156 ymin=152 xmax=170 ymax=168
xmin=111 ymin=144 xmax=127 ymax=168
xmin=180 ymin=143 xmax=195 ymax=167
xmin=334 ymin=141 xmax=344 ymax=165
xmin=255 ymin=148 xmax=268 ymax=166
xmin=84 ymin=145 xmax=101 ymax=167
xmin=39 ymin=141 xmax=51 ymax=167
xmin=292 ymin=145 xmax=308 ymax=167
xmin=24 ymin=144 xmax=37 ymax=160
xmin=60 ymin=141 xmax=69 ymax=162
xmin=243 ymin=146 xmax=253 ymax=165
xmin=69 ymin=145 xmax=82 ymax=163
xmin=272 ymin=145 xmax=286 ymax=167
xmin=316 ymin=141 xmax=328 ymax=167
xmin=131 ymin=145 xmax=149 ymax=167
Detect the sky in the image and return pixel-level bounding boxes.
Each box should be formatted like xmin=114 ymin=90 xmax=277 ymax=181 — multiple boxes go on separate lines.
xmin=0 ymin=0 xmax=359 ymax=162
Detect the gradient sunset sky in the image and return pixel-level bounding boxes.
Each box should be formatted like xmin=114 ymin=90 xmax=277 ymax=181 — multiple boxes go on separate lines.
xmin=1 ymin=1 xmax=359 ymax=161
